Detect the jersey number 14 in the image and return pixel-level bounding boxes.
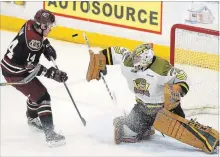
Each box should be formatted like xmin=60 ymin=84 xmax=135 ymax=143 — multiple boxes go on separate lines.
xmin=7 ymin=39 xmax=36 ymax=62
xmin=7 ymin=39 xmax=19 ymax=59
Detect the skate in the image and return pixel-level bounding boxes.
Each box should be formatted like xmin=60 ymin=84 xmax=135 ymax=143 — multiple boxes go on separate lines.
xmin=44 ymin=128 xmax=66 ymax=147
xmin=27 ymin=117 xmax=43 ymax=131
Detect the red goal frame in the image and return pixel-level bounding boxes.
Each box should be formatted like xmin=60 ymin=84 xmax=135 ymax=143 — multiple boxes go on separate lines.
xmin=170 ymin=24 xmax=219 ymax=65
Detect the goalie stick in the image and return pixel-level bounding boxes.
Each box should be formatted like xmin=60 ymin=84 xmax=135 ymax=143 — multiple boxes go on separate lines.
xmin=82 ymin=33 xmax=117 ymax=105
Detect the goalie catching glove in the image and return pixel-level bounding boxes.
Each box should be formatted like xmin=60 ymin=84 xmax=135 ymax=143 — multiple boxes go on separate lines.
xmin=86 ymin=50 xmax=106 ymax=81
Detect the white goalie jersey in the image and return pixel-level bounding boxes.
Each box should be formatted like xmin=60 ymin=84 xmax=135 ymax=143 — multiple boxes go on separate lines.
xmin=100 ymin=46 xmax=189 ymax=104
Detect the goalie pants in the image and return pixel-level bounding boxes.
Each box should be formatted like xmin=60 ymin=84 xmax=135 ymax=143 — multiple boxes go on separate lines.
xmin=124 ymin=102 xmax=186 ymax=136
xmin=124 ymin=103 xmax=163 ymax=135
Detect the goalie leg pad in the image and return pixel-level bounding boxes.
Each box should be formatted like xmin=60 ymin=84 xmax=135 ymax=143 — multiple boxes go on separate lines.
xmin=153 ymin=108 xmax=219 ymax=154
xmin=124 ymin=103 xmax=158 ymax=134
xmin=86 ymin=50 xmax=106 ymax=81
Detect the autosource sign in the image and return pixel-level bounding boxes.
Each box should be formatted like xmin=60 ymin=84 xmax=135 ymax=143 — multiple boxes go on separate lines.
xmin=44 ymin=1 xmax=162 ymax=34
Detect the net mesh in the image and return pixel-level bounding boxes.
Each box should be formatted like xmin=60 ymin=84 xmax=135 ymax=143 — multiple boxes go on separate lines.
xmin=171 ymin=24 xmax=219 ymax=116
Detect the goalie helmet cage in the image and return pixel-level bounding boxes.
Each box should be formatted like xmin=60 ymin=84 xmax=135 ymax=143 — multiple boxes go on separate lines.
xmin=170 ymin=24 xmax=219 ymax=116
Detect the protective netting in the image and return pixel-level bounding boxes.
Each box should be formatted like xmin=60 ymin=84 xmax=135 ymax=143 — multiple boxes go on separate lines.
xmin=170 ymin=24 xmax=219 ymax=116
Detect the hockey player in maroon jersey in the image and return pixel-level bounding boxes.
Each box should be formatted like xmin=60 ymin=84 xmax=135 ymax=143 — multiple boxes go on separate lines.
xmin=0 ymin=9 xmax=68 ymax=147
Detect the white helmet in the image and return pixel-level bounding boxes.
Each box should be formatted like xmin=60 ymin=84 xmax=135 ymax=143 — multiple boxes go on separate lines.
xmin=132 ymin=43 xmax=154 ymax=70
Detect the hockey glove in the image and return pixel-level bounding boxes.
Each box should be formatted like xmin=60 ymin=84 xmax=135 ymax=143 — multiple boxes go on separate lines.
xmin=43 ymin=39 xmax=57 ymax=61
xmin=45 ymin=67 xmax=68 ymax=82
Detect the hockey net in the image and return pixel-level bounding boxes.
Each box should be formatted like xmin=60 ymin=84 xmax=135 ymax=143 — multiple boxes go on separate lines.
xmin=170 ymin=24 xmax=219 ymax=116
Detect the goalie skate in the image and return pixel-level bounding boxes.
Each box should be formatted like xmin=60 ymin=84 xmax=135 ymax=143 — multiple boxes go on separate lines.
xmin=113 ymin=117 xmax=155 ymax=144
xmin=45 ymin=130 xmax=66 ymax=148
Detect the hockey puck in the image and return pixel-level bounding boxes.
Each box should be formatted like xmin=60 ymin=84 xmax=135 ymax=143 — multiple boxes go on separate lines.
xmin=72 ymin=34 xmax=78 ymax=37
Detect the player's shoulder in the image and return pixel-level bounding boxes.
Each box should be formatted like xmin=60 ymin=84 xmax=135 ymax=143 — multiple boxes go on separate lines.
xmin=123 ymin=55 xmax=133 ymax=67
xmin=111 ymin=46 xmax=133 ymax=67
xmin=24 ymin=20 xmax=43 ymax=51
xmin=150 ymin=56 xmax=172 ymax=76
xmin=154 ymin=56 xmax=170 ymax=66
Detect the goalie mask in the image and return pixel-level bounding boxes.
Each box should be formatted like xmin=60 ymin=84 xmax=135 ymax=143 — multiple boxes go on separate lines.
xmin=132 ymin=43 xmax=154 ymax=70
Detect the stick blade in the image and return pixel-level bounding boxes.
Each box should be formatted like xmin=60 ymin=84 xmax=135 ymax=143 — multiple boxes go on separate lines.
xmin=81 ymin=117 xmax=86 ymax=126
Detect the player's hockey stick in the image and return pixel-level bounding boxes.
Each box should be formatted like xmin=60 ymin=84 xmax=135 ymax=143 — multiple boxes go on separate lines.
xmin=0 ymin=65 xmax=40 ymax=86
xmin=82 ymin=33 xmax=117 ymax=105
xmin=50 ymin=57 xmax=86 ymax=126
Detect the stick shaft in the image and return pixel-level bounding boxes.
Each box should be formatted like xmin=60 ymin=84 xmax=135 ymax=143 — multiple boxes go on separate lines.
xmin=50 ymin=57 xmax=86 ymax=126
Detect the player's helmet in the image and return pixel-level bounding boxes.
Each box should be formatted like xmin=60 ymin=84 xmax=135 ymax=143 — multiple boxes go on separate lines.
xmin=132 ymin=43 xmax=154 ymax=70
xmin=34 ymin=9 xmax=55 ymax=30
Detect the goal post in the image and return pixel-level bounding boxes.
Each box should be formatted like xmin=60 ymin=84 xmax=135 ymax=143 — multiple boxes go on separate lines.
xmin=170 ymin=24 xmax=219 ymax=116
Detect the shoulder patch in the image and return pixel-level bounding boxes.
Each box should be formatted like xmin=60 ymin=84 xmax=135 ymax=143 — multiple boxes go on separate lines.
xmin=25 ymin=20 xmax=43 ymax=51
xmin=29 ymin=40 xmax=42 ymax=50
